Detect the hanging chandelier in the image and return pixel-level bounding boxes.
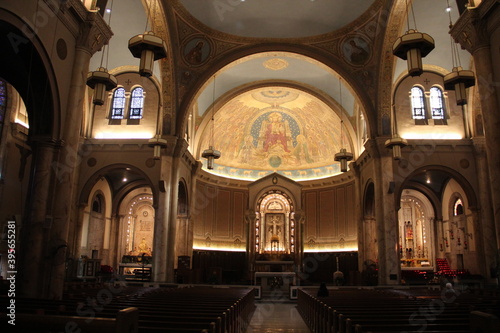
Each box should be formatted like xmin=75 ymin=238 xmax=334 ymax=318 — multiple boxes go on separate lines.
xmin=392 ymin=1 xmax=434 ymax=77
xmin=443 ymin=1 xmax=475 ymax=106
xmin=444 ymin=67 xmax=475 ymax=106
xmin=202 ymin=75 xmax=221 ymax=170
xmin=86 ymin=67 xmax=117 ymax=106
xmin=334 ymin=78 xmax=353 ymax=172
xmin=385 ymin=101 xmax=407 ymax=160
xmin=86 ymin=1 xmax=117 ymax=105
xmin=148 ymin=134 xmax=168 ymax=160
xmin=385 ymin=134 xmax=408 ymax=160
xmin=128 ymin=0 xmax=167 ymax=77
xmin=128 ymin=32 xmax=167 ymax=77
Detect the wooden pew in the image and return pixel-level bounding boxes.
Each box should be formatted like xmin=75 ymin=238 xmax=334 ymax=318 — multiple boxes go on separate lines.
xmin=0 ymin=306 xmax=139 ymax=333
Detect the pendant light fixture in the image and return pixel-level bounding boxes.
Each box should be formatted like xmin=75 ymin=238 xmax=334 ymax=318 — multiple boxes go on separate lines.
xmin=86 ymin=67 xmax=118 ymax=106
xmin=334 ymin=77 xmax=353 ymax=172
xmin=393 ymin=0 xmax=435 ymax=77
xmin=128 ymin=0 xmax=167 ymax=77
xmin=202 ymin=75 xmax=221 ymax=170
xmin=443 ymin=0 xmax=475 ymax=106
xmin=148 ymin=134 xmax=167 ymax=160
xmin=86 ymin=0 xmax=117 ymax=105
xmin=385 ymin=104 xmax=408 ymax=161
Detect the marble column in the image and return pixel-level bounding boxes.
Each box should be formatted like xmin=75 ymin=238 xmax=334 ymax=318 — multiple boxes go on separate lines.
xmin=18 ymin=139 xmax=58 ymax=298
xmin=46 ymin=9 xmax=112 ymax=299
xmin=451 ymin=2 xmax=500 ymax=251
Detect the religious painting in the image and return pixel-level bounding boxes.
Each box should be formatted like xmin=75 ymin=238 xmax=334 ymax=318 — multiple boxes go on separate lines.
xmin=183 ymin=37 xmax=211 ymax=66
xmin=199 ymin=87 xmax=351 ymax=180
xmin=341 ymin=35 xmax=371 ymax=66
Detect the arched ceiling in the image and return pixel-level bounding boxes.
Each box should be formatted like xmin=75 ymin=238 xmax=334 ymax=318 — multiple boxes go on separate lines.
xmin=198 ymin=86 xmax=352 ymax=181
xmin=195 ymin=52 xmax=356 ymax=119
xmin=87 ymin=0 xmax=474 ymax=183
xmin=177 ymin=0 xmax=376 ymax=38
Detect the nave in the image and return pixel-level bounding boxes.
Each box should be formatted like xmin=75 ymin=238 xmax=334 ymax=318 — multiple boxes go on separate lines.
xmin=1 ymin=282 xmax=500 ymax=332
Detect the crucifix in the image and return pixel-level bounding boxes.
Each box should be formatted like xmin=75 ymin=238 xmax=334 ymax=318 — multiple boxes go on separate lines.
xmin=423 ymin=78 xmax=430 ymax=85
xmin=268 ymin=215 xmax=281 ymax=236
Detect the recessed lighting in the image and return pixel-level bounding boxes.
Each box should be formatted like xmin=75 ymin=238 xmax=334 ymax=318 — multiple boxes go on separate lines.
xmin=123 ymin=177 xmax=128 ymax=182
xmin=446 ymin=6 xmax=452 ymax=12
xmin=106 ymin=8 xmax=111 ymax=13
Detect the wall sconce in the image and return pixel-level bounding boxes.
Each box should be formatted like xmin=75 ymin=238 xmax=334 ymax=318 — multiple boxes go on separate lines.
xmin=148 ymin=135 xmax=167 ymax=160
xmin=86 ymin=67 xmax=117 ymax=105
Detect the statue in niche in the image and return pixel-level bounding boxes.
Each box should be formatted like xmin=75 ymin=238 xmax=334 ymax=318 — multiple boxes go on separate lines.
xmin=138 ymin=237 xmax=152 ymax=256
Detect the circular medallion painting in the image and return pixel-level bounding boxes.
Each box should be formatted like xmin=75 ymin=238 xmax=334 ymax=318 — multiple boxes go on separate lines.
xmin=183 ymin=37 xmax=211 ymax=66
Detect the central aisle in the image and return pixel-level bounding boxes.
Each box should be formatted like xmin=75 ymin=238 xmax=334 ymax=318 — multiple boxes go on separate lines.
xmin=245 ymin=301 xmax=311 ymax=333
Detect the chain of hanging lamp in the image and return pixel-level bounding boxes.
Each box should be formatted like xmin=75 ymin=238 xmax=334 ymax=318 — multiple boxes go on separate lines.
xmin=86 ymin=0 xmax=117 ymax=105
xmin=202 ymin=75 xmax=221 ymax=169
xmin=334 ymin=77 xmax=353 ymax=172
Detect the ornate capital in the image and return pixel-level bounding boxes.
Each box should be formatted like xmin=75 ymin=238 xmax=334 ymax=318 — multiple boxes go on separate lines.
xmin=68 ymin=0 xmax=113 ymax=55
xmin=450 ymin=0 xmax=500 ymax=54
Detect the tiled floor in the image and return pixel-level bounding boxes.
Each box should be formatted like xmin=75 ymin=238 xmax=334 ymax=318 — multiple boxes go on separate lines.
xmin=245 ymin=301 xmax=311 ymax=333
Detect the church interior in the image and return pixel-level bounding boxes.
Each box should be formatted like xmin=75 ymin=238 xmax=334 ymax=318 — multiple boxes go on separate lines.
xmin=1 ymin=0 xmax=500 ymax=331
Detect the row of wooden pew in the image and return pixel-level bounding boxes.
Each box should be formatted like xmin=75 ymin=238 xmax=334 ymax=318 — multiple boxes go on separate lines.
xmin=1 ymin=284 xmax=256 ymax=332
xmin=297 ymin=287 xmax=500 ymax=333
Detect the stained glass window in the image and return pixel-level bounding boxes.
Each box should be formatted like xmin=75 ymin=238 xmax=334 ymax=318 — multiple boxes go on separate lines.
xmin=111 ymin=87 xmax=125 ymax=119
xmin=0 ymin=80 xmax=6 ymax=139
xmin=454 ymin=198 xmax=464 ymax=216
xmin=430 ymin=86 xmax=445 ymax=119
xmin=129 ymin=87 xmax=144 ymax=119
xmin=411 ymin=86 xmax=426 ymax=120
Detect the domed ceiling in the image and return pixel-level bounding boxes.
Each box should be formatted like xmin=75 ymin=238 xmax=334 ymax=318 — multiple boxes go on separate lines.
xmin=199 ymin=86 xmax=353 ymax=181
xmin=178 ymin=0 xmax=376 ymax=38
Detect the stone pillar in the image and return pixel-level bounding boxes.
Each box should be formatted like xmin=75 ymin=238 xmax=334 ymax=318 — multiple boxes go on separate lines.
xmin=18 ymin=140 xmax=58 ymax=298
xmin=472 ymin=141 xmax=497 ymax=279
xmin=451 ymin=2 xmax=500 ymax=252
xmin=72 ymin=203 xmax=88 ymax=258
xmin=245 ymin=210 xmax=257 ymax=281
xmin=46 ymin=7 xmax=113 ymax=298
xmin=362 ymin=218 xmax=378 ymax=265
xmin=152 ymin=155 xmax=172 ymax=282
xmin=370 ymin=138 xmax=400 ymax=285
xmin=294 ymin=210 xmax=305 ymax=279
xmin=115 ymin=214 xmax=125 ymax=267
